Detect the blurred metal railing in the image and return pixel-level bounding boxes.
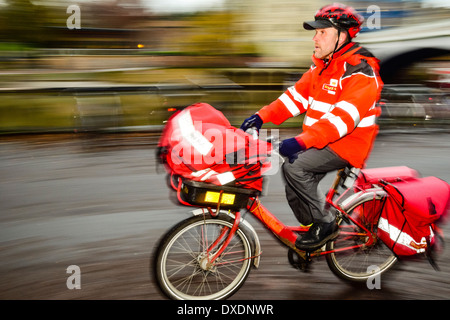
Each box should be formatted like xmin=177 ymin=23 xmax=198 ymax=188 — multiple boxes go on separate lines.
xmin=0 ymin=83 xmax=449 ymax=134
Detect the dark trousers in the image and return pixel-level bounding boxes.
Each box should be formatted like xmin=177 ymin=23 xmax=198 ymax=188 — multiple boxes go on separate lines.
xmin=282 ymin=147 xmax=349 ymax=225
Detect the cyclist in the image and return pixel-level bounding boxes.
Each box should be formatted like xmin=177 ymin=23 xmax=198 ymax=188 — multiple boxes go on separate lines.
xmin=240 ymin=3 xmax=383 ymax=251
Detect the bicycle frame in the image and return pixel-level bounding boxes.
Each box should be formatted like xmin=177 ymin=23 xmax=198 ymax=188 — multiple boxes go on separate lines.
xmin=202 ymin=168 xmax=381 ymax=265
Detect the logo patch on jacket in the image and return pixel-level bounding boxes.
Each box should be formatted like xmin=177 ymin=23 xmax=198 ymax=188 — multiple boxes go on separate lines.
xmin=322 ymin=79 xmax=338 ymax=95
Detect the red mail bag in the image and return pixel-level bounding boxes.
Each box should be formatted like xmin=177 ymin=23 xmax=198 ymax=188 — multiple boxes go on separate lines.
xmin=158 ymin=103 xmax=272 ymax=192
xmin=378 ymin=177 xmax=450 ymax=257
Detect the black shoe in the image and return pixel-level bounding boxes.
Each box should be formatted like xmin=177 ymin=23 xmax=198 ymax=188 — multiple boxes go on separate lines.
xmin=295 ymin=219 xmax=339 ymax=251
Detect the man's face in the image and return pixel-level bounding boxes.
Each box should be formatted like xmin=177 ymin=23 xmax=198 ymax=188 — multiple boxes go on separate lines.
xmin=312 ymin=27 xmax=339 ymax=60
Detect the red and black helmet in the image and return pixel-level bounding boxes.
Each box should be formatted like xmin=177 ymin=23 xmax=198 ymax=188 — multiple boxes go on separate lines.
xmin=303 ymin=3 xmax=364 ymax=38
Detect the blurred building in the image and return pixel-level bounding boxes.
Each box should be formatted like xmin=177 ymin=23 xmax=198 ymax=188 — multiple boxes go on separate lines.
xmin=228 ymin=0 xmax=450 ymax=66
xmin=0 ymin=0 xmax=448 ymax=70
xmin=227 ymin=0 xmax=325 ymax=66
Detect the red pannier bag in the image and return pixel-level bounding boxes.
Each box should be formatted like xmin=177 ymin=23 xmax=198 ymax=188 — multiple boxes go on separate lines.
xmin=355 ymin=166 xmax=420 ymax=190
xmin=353 ymin=166 xmax=421 ymax=228
xmin=378 ymin=177 xmax=450 ymax=257
xmin=158 ymin=103 xmax=272 ymax=209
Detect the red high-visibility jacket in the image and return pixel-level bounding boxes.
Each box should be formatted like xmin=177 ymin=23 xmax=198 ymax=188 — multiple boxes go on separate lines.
xmin=257 ymin=42 xmax=383 ymax=168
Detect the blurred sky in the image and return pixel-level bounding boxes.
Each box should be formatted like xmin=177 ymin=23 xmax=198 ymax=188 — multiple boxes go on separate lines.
xmin=142 ymin=0 xmax=450 ymax=12
xmin=421 ymin=0 xmax=450 ymax=8
xmin=0 ymin=0 xmax=227 ymax=12
xmin=0 ymin=0 xmax=449 ymax=12
xmin=142 ymin=0 xmax=226 ymax=13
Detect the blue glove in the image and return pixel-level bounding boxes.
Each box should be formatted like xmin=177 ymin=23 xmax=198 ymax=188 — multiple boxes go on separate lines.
xmin=279 ymin=137 xmax=306 ymax=163
xmin=240 ymin=114 xmax=263 ymax=132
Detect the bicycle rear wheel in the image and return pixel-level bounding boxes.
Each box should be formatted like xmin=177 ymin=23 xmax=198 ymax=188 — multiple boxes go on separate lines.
xmin=326 ymin=197 xmax=397 ymax=283
xmin=154 ymin=213 xmax=253 ymax=300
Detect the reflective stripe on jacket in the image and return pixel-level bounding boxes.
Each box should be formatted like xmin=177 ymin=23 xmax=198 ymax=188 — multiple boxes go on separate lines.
xmin=257 ymin=42 xmax=383 ymax=168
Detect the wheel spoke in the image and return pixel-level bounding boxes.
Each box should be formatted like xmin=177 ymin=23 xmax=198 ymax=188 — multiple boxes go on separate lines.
xmin=327 ymin=198 xmax=397 ymax=282
xmin=156 ymin=214 xmax=252 ymax=300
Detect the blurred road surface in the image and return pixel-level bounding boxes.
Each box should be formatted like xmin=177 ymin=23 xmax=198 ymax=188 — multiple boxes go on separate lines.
xmin=1 ymin=130 xmax=450 ymax=300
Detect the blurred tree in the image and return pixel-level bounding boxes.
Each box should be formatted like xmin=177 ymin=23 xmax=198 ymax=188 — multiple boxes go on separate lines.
xmin=0 ymin=0 xmax=45 ymax=45
xmin=0 ymin=0 xmax=258 ymax=55
xmin=179 ymin=11 xmax=258 ymax=56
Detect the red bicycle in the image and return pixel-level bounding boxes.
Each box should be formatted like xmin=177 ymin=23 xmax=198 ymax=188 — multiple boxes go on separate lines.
xmin=153 ymin=164 xmax=404 ymax=300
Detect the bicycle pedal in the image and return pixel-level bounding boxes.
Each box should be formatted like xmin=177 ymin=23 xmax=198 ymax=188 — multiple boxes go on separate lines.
xmin=288 ymin=249 xmax=311 ymax=272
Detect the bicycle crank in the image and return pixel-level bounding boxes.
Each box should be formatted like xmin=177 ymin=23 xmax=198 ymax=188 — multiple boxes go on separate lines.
xmin=288 ymin=249 xmax=311 ymax=272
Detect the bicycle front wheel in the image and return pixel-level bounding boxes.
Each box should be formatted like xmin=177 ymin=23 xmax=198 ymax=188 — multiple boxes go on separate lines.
xmin=326 ymin=197 xmax=397 ymax=283
xmin=154 ymin=213 xmax=253 ymax=300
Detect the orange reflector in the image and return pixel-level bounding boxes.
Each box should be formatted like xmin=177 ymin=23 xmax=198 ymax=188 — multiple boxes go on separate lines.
xmin=204 ymin=191 xmax=235 ymax=205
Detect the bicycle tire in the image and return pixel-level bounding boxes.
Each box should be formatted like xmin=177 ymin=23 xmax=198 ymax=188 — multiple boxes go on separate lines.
xmin=326 ymin=196 xmax=397 ymax=283
xmin=153 ymin=212 xmax=253 ymax=300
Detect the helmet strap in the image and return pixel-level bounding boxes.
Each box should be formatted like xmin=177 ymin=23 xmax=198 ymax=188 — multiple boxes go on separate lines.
xmin=331 ymin=29 xmax=341 ymax=57
xmin=319 ymin=29 xmax=343 ymax=75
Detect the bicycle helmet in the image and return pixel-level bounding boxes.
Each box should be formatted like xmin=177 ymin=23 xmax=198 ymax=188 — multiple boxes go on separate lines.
xmin=303 ymin=3 xmax=363 ymax=39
